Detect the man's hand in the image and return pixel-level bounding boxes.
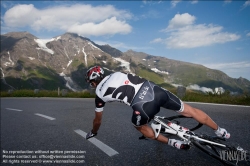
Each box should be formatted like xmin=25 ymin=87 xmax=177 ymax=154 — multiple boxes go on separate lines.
xmin=86 ymin=130 xmax=97 ymax=139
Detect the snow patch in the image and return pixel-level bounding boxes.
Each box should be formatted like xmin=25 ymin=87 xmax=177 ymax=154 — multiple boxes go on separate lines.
xmin=102 ymin=61 xmax=107 ymax=64
xmin=0 ymin=68 xmax=5 ymax=78
xmin=103 ymin=67 xmax=115 ymax=72
xmin=64 ymin=47 xmax=69 ymax=59
xmin=67 ymin=60 xmax=72 ymax=67
xmin=88 ymin=42 xmax=103 ymax=52
xmin=8 ymin=52 xmax=14 ymax=65
xmin=172 ymin=84 xmax=183 ymax=88
xmin=215 ymin=87 xmax=225 ymax=94
xmin=0 ymin=67 xmax=15 ymax=89
xmin=187 ymin=84 xmax=213 ymax=93
xmin=151 ymin=68 xmax=169 ymax=75
xmin=59 ymin=72 xmax=79 ymax=92
xmin=4 ymin=62 xmax=11 ymax=66
xmin=59 ymin=72 xmax=66 ymax=76
xmin=103 ymin=67 xmax=109 ymax=70
xmin=113 ymin=58 xmax=131 ymax=73
xmin=34 ymin=39 xmax=54 ymax=54
xmin=64 ymin=77 xmax=78 ymax=92
xmin=53 ymin=36 xmax=61 ymax=41
xmin=82 ymin=47 xmax=88 ymax=67
xmin=73 ymin=45 xmax=80 ymax=55
xmin=187 ymin=84 xmax=225 ymax=94
xmin=28 ymin=57 xmax=35 ymax=60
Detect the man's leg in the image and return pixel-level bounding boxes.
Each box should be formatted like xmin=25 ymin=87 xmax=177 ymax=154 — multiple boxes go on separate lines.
xmin=180 ymin=103 xmax=230 ymax=138
xmin=135 ymin=125 xmax=168 ymax=143
xmin=134 ymin=102 xmax=219 ymax=142
xmin=135 ymin=125 xmax=190 ymax=149
xmin=180 ymin=103 xmax=218 ymax=130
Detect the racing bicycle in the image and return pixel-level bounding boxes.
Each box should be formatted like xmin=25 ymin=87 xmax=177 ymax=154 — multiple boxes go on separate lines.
xmin=139 ymin=115 xmax=250 ymax=166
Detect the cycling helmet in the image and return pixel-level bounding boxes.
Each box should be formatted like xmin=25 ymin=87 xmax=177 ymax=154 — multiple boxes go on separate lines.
xmin=85 ymin=66 xmax=104 ymax=84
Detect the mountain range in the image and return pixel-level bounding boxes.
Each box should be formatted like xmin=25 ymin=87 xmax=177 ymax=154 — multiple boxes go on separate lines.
xmin=1 ymin=32 xmax=250 ymax=94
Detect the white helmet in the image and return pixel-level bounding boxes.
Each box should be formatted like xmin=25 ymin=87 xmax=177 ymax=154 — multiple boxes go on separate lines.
xmin=85 ymin=66 xmax=104 ymax=83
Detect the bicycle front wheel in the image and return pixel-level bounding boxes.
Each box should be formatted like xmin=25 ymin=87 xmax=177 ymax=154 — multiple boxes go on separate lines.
xmin=192 ymin=135 xmax=250 ymax=166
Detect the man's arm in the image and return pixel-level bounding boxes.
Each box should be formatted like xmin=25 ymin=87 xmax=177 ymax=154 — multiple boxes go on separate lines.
xmin=86 ymin=95 xmax=105 ymax=139
xmin=92 ymin=111 xmax=103 ymax=133
xmin=86 ymin=111 xmax=103 ymax=139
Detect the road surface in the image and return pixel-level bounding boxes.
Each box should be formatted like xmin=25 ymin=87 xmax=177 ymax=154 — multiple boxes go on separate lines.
xmin=1 ymin=98 xmax=250 ymax=166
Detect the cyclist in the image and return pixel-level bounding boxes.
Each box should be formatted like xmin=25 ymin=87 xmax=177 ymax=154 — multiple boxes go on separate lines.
xmin=85 ymin=66 xmax=230 ymax=149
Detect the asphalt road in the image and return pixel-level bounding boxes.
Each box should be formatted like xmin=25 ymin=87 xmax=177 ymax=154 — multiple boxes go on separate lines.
xmin=1 ymin=98 xmax=250 ymax=166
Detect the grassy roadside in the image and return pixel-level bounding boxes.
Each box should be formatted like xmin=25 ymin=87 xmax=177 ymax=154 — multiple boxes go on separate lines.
xmin=0 ymin=89 xmax=95 ymax=98
xmin=1 ymin=89 xmax=250 ymax=106
xmin=181 ymin=91 xmax=250 ymax=106
xmin=172 ymin=89 xmax=250 ymax=106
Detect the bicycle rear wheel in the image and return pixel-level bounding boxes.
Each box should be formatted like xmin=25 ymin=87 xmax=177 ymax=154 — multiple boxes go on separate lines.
xmin=163 ymin=115 xmax=203 ymax=131
xmin=192 ymin=135 xmax=250 ymax=166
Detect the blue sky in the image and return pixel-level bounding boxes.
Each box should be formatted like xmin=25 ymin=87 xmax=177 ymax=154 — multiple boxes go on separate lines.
xmin=1 ymin=0 xmax=250 ymax=80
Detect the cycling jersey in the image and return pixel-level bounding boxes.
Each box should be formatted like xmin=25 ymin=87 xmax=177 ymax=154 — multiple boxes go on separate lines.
xmin=94 ymin=72 xmax=184 ymax=126
xmin=95 ymin=72 xmax=146 ymax=112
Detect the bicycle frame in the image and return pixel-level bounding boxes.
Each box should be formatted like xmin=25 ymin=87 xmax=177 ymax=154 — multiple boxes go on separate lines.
xmin=152 ymin=116 xmax=227 ymax=147
xmin=149 ymin=115 xmax=249 ymax=166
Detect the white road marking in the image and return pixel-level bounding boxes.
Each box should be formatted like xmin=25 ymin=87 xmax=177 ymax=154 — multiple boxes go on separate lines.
xmin=35 ymin=113 xmax=56 ymax=120
xmin=74 ymin=129 xmax=119 ymax=157
xmin=186 ymin=102 xmax=250 ymax=108
xmin=6 ymin=108 xmax=23 ymax=111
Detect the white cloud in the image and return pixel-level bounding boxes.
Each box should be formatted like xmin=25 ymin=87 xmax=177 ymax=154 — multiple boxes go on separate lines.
xmin=141 ymin=10 xmax=160 ymax=19
xmin=247 ymin=32 xmax=250 ymax=37
xmin=204 ymin=61 xmax=250 ymax=70
xmin=95 ymin=40 xmax=153 ymax=51
xmin=142 ymin=0 xmax=163 ymax=6
xmin=150 ymin=38 xmax=163 ymax=43
xmin=155 ymin=13 xmax=240 ymax=49
xmin=224 ymin=0 xmax=232 ymax=4
xmin=67 ymin=17 xmax=132 ymax=36
xmin=4 ymin=4 xmax=38 ymax=27
xmin=171 ymin=0 xmax=181 ymax=8
xmin=3 ymin=4 xmax=132 ymax=36
xmin=191 ymin=0 xmax=198 ymax=4
xmin=166 ymin=24 xmax=240 ymax=48
xmin=203 ymin=61 xmax=250 ymax=79
xmin=241 ymin=0 xmax=250 ymax=9
xmin=187 ymin=84 xmax=214 ymax=93
xmin=165 ymin=13 xmax=196 ymax=30
xmin=187 ymin=84 xmax=225 ymax=94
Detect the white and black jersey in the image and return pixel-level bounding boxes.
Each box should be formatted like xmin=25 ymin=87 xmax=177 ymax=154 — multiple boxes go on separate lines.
xmin=95 ymin=72 xmax=146 ymax=112
xmin=94 ymin=72 xmax=184 ymax=126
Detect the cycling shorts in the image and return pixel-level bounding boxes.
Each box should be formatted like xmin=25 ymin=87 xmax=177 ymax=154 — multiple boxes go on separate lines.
xmin=131 ymin=81 xmax=184 ymax=126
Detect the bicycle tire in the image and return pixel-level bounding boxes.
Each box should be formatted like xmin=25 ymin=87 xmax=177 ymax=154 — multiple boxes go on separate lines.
xmin=163 ymin=115 xmax=203 ymax=131
xmin=192 ymin=135 xmax=250 ymax=166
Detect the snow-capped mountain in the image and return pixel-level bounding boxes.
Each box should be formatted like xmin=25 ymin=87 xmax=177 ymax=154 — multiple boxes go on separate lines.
xmin=1 ymin=31 xmax=250 ymax=93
